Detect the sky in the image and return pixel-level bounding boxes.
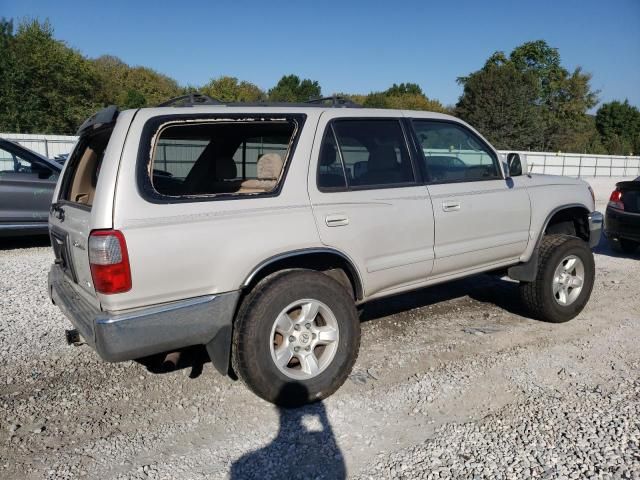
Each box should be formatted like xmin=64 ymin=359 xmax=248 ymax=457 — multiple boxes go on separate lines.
xmin=3 ymin=0 xmax=640 ymax=108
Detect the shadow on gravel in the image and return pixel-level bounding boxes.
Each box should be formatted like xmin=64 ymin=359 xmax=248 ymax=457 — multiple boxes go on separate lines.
xmin=592 ymin=232 xmax=640 ymax=260
xmin=0 ymin=234 xmax=50 ymax=250
xmin=230 ymin=383 xmax=346 ymax=480
xmin=360 ymin=273 xmax=530 ymax=323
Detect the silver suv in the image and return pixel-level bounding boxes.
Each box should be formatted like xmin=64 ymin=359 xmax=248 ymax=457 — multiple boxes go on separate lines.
xmin=48 ymin=96 xmax=602 ymax=406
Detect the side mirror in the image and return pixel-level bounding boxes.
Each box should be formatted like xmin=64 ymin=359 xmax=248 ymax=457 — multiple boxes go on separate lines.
xmin=32 ymin=163 xmax=53 ymax=179
xmin=506 ymin=153 xmax=523 ymax=177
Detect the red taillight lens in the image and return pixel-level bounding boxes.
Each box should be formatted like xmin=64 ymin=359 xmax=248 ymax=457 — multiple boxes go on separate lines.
xmin=608 ymin=189 xmax=624 ymax=210
xmin=89 ymin=230 xmax=132 ymax=294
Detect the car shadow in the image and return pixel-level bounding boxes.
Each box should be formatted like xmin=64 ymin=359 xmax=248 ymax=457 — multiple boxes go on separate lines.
xmin=360 ymin=273 xmax=530 ymax=323
xmin=229 ymin=383 xmax=346 ymax=480
xmin=592 ymin=232 xmax=640 ymax=260
xmin=0 ymin=235 xmax=50 ymax=250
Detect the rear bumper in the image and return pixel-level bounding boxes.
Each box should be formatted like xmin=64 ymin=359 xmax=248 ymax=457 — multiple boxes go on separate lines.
xmin=588 ymin=211 xmax=604 ymax=248
xmin=48 ymin=265 xmax=240 ymax=370
xmin=604 ymin=207 xmax=640 ymax=242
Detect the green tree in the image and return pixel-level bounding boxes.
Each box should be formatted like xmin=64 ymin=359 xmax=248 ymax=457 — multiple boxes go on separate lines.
xmin=0 ymin=19 xmax=100 ymax=134
xmin=268 ymin=74 xmax=321 ymax=102
xmin=456 ymin=63 xmax=542 ymax=150
xmin=595 ymin=100 xmax=640 ymax=155
xmin=201 ymin=76 xmax=265 ymax=102
xmin=358 ymin=83 xmax=446 ymax=113
xmin=456 ymin=40 xmax=599 ymax=153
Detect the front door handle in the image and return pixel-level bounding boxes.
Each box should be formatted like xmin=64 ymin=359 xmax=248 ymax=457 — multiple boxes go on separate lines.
xmin=325 ymin=214 xmax=349 ymax=227
xmin=442 ymin=201 xmax=461 ymax=212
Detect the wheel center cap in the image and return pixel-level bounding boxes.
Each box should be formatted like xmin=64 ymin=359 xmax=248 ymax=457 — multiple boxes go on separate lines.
xmin=299 ymin=332 xmax=311 ymax=345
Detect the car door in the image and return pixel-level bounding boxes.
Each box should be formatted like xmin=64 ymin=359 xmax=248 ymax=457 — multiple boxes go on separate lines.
xmin=0 ymin=144 xmax=59 ymax=225
xmin=410 ymin=119 xmax=531 ymax=277
xmin=308 ymin=112 xmax=435 ymax=298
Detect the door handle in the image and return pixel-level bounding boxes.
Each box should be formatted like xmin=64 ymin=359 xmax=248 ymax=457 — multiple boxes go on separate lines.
xmin=325 ymin=214 xmax=349 ymax=227
xmin=442 ymin=201 xmax=461 ymax=212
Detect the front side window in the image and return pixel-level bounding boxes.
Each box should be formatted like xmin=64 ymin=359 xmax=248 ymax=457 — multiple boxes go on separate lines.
xmin=317 ymin=119 xmax=415 ymax=190
xmin=150 ymin=119 xmax=297 ymax=197
xmin=413 ymin=120 xmax=500 ymax=183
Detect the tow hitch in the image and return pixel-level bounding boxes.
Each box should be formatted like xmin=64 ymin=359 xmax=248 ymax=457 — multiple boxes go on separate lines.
xmin=65 ymin=329 xmax=82 ymax=346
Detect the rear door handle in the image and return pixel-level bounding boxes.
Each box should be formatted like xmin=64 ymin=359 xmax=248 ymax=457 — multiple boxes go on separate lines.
xmin=325 ymin=214 xmax=349 ymax=227
xmin=442 ymin=201 xmax=461 ymax=212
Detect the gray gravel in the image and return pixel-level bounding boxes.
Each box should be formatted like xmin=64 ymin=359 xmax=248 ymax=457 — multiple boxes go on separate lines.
xmin=1 ymin=237 xmax=639 ymax=479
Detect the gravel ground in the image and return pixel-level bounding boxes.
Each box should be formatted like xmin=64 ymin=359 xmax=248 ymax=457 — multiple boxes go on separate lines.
xmin=1 ymin=179 xmax=639 ymax=479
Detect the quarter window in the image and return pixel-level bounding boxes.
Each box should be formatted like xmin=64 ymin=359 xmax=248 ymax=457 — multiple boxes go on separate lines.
xmin=413 ymin=120 xmax=500 ymax=182
xmin=317 ymin=119 xmax=415 ymax=190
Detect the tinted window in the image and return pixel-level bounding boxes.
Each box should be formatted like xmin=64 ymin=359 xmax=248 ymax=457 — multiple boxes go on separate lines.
xmin=317 ymin=129 xmax=347 ymax=190
xmin=324 ymin=119 xmax=414 ymax=189
xmin=413 ymin=121 xmax=500 ymax=182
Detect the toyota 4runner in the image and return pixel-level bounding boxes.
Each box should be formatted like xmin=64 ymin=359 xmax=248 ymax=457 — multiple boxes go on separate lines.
xmin=48 ymin=95 xmax=603 ymax=406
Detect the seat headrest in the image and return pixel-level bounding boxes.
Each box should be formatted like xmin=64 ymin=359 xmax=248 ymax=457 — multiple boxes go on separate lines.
xmin=257 ymin=153 xmax=283 ymax=180
xmin=215 ymin=157 xmax=237 ymax=180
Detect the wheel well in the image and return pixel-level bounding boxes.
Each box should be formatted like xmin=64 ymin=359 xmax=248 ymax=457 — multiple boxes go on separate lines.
xmin=243 ymin=251 xmax=363 ymax=301
xmin=545 ymin=207 xmax=589 ymax=242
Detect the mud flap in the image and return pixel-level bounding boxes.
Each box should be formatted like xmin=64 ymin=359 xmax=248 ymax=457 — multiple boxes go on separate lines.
xmin=205 ymin=324 xmax=233 ymax=376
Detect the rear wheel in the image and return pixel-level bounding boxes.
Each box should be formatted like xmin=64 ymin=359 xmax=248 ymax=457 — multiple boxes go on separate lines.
xmin=232 ymin=270 xmax=360 ymax=407
xmin=520 ymin=235 xmax=595 ymax=323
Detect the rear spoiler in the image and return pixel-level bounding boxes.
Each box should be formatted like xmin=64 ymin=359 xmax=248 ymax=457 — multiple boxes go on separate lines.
xmin=76 ymin=105 xmax=119 ymax=135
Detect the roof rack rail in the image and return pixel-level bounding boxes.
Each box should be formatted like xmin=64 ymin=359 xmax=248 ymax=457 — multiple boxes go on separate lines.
xmin=157 ymin=93 xmax=223 ymax=107
xmin=305 ymin=96 xmax=361 ymax=108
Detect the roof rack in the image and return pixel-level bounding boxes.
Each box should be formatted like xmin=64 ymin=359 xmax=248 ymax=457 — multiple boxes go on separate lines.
xmin=157 ymin=93 xmax=223 ymax=107
xmin=156 ymin=93 xmax=362 ymax=108
xmin=305 ymin=96 xmax=361 ymax=108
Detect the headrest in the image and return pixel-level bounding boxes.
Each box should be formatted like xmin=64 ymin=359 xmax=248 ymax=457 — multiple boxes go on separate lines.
xmin=257 ymin=153 xmax=284 ymax=180
xmin=215 ymin=157 xmax=237 ymax=180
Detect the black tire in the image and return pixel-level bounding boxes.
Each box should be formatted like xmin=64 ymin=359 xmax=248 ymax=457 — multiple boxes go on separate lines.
xmin=232 ymin=270 xmax=360 ymax=407
xmin=519 ymin=234 xmax=595 ymax=323
xmin=608 ymin=237 xmax=639 ymax=254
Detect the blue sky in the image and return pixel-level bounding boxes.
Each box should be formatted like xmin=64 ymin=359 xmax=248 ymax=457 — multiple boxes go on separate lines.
xmin=3 ymin=0 xmax=640 ymax=108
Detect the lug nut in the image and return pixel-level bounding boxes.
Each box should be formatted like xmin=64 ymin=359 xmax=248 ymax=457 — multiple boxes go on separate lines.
xmin=305 ymin=323 xmax=311 ymax=329
xmin=294 ymin=346 xmax=300 ymax=352
xmin=289 ymin=336 xmax=295 ymax=342
xmin=305 ymin=346 xmax=311 ymax=351
xmin=312 ymin=333 xmax=317 ymax=339
xmin=294 ymin=324 xmax=301 ymax=331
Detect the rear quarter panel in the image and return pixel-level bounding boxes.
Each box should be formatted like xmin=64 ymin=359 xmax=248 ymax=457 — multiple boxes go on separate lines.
xmin=105 ymin=108 xmax=324 ymax=312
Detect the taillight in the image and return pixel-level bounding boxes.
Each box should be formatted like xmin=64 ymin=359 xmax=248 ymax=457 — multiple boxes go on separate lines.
xmin=88 ymin=230 xmax=132 ymax=294
xmin=608 ymin=189 xmax=624 ymax=210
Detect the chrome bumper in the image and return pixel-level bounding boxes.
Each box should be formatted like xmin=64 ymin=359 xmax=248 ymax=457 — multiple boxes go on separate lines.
xmin=588 ymin=211 xmax=603 ymax=248
xmin=48 ymin=265 xmax=240 ymax=373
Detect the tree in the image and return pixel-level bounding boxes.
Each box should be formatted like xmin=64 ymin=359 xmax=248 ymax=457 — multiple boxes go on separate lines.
xmin=358 ymin=84 xmax=446 ymax=113
xmin=456 ymin=63 xmax=542 ymax=150
xmin=268 ymin=74 xmax=321 ymax=102
xmin=456 ymin=40 xmax=599 ymax=152
xmin=92 ymin=55 xmax=181 ymax=108
xmin=595 ymin=100 xmax=640 ymax=155
xmin=201 ymin=76 xmax=265 ymax=102
xmin=0 ymin=19 xmax=100 ymax=134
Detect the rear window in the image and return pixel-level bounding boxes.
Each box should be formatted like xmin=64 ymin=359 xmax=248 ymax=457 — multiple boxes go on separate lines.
xmin=59 ymin=127 xmax=113 ymax=208
xmin=149 ymin=119 xmax=299 ymax=197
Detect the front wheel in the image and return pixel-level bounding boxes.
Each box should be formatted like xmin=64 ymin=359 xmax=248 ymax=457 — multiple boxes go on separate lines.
xmin=519 ymin=234 xmax=595 ymax=323
xmin=232 ymin=270 xmax=360 ymax=407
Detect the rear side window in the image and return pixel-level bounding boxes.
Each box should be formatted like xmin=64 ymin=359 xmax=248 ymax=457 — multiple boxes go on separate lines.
xmin=150 ymin=119 xmax=298 ymax=197
xmin=317 ymin=119 xmax=415 ymax=191
xmin=59 ymin=128 xmax=113 ymax=208
xmin=412 ymin=120 xmax=500 ymax=183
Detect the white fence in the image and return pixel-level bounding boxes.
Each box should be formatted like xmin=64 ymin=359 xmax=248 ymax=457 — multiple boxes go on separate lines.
xmin=2 ymin=132 xmax=639 ymax=178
